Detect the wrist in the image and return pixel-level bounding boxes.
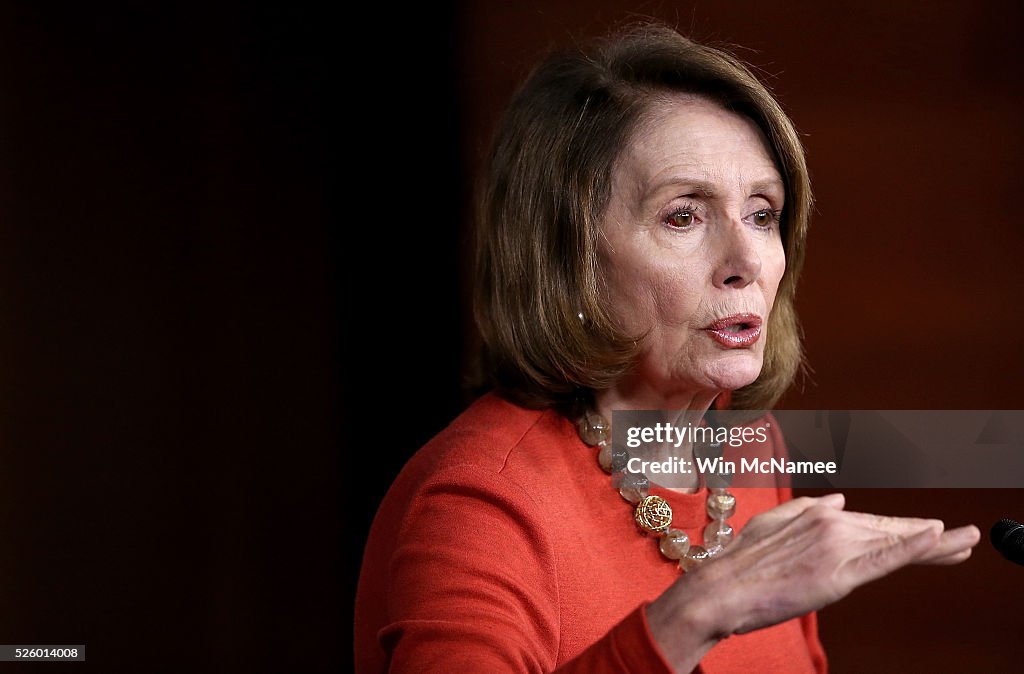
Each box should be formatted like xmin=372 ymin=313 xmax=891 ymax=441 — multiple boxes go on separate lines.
xmin=646 ymin=567 xmax=732 ymax=672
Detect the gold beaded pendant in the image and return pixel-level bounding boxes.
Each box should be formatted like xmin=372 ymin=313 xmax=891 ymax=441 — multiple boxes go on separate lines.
xmin=634 ymin=495 xmax=673 ymax=534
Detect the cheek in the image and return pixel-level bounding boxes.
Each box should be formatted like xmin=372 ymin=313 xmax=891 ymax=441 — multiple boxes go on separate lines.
xmin=602 ymin=258 xmax=653 ymax=333
xmin=762 ymin=243 xmax=787 ymax=307
xmin=603 ymin=257 xmax=704 ymax=332
xmin=650 ymin=265 xmax=703 ymax=326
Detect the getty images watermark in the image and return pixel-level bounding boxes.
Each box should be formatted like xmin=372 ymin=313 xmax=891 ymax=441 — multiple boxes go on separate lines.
xmin=611 ymin=410 xmax=1024 ymax=488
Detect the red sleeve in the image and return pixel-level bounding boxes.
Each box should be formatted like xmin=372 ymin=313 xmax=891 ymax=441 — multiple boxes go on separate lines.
xmin=374 ymin=464 xmax=675 ymax=674
xmin=799 ymin=608 xmax=828 ymax=673
xmin=557 ymin=603 xmax=674 ymax=673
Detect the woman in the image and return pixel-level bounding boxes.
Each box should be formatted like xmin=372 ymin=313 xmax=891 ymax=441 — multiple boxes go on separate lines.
xmin=354 ymin=23 xmax=980 ymax=673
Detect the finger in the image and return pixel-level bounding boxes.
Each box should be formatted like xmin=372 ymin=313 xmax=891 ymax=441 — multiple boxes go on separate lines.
xmin=820 ymin=492 xmax=846 ymax=509
xmin=831 ymin=519 xmax=975 ymax=564
xmin=844 ymin=522 xmax=942 ymax=585
xmin=923 ymin=547 xmax=973 ymax=565
xmin=914 ymin=525 xmax=980 ymax=565
xmin=742 ymin=493 xmax=846 ymax=537
xmin=760 ymin=493 xmax=845 ymax=521
xmin=841 ymin=511 xmax=945 ymax=536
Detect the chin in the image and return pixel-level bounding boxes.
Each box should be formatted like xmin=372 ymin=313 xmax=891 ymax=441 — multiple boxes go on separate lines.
xmin=700 ymin=353 xmax=764 ymax=392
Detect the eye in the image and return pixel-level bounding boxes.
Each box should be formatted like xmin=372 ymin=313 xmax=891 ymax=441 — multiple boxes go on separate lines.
xmin=750 ymin=209 xmax=782 ymax=229
xmin=665 ymin=208 xmax=699 ymax=229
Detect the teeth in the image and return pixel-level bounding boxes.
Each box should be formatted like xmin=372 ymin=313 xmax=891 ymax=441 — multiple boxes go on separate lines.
xmin=725 ymin=324 xmax=742 ymax=333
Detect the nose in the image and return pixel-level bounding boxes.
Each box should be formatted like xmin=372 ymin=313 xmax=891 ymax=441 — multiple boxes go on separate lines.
xmin=711 ymin=220 xmax=762 ymax=289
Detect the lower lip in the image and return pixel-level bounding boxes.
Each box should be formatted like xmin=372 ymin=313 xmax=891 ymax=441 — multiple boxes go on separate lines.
xmin=704 ymin=325 xmax=762 ymax=348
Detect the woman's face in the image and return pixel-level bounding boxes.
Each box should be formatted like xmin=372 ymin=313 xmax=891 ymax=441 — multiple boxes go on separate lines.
xmin=598 ymin=95 xmax=786 ymax=399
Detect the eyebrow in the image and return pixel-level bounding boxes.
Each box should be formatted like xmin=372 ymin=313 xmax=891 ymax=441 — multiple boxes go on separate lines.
xmin=644 ymin=175 xmax=785 ymax=200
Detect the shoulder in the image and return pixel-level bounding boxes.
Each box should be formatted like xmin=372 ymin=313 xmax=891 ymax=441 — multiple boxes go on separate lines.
xmin=377 ymin=392 xmax=582 ymax=519
xmin=396 ymin=392 xmax=578 ymax=485
xmin=356 ymin=394 xmax=574 ymax=671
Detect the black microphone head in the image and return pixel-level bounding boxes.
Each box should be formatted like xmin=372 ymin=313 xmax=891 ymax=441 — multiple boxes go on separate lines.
xmin=991 ymin=518 xmax=1024 ymax=565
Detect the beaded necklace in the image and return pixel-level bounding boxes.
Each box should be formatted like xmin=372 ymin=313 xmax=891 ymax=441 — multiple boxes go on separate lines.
xmin=576 ymin=411 xmax=737 ymax=572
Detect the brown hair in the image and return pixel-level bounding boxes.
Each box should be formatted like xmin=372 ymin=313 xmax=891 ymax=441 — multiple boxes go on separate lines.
xmin=472 ymin=22 xmax=811 ymax=411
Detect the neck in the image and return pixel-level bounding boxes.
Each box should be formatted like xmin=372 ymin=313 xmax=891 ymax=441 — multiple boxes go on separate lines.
xmin=594 ymin=382 xmax=723 ymax=493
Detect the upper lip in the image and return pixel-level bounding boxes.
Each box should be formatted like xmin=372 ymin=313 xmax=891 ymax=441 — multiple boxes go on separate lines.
xmin=703 ymin=313 xmax=763 ymax=330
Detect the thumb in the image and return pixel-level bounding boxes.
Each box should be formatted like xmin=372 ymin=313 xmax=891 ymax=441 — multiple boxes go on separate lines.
xmin=747 ymin=493 xmax=847 ymax=535
xmin=820 ymin=492 xmax=845 ymax=510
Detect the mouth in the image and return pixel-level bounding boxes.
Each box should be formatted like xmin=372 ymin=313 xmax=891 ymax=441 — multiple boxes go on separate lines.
xmin=702 ymin=313 xmax=763 ymax=348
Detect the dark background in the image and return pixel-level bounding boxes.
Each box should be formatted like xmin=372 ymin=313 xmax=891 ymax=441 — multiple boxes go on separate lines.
xmin=0 ymin=1 xmax=1019 ymax=673
xmin=0 ymin=2 xmax=354 ymax=672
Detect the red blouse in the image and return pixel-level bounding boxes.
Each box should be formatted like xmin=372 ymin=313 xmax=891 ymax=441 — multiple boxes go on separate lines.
xmin=355 ymin=393 xmax=827 ymax=673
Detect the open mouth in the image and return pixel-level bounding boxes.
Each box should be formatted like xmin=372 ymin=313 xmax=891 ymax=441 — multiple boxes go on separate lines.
xmin=703 ymin=314 xmax=763 ymax=348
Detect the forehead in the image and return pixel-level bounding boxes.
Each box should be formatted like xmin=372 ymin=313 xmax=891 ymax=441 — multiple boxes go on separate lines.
xmin=616 ymin=94 xmax=783 ymax=197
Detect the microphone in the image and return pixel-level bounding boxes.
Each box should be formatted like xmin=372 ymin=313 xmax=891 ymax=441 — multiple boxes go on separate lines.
xmin=991 ymin=519 xmax=1024 ymax=565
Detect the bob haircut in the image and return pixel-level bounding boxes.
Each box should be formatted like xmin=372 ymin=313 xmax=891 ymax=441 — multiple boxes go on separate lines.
xmin=473 ymin=22 xmax=811 ymax=412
